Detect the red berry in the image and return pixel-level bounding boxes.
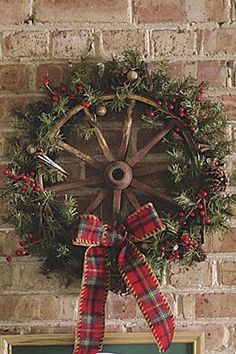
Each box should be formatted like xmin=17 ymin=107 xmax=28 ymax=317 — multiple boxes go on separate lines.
xmin=200 ymin=210 xmax=206 ymax=217
xmin=190 ymin=211 xmax=196 ymax=217
xmin=175 ymin=127 xmax=180 ymax=133
xmin=179 ymin=220 xmax=186 ymax=226
xmin=179 ymin=111 xmax=185 ymax=118
xmin=181 ymin=233 xmax=189 ymax=241
xmin=201 ymin=191 xmax=208 ymax=198
xmin=186 ymin=246 xmax=191 ymax=252
xmin=199 ymin=87 xmax=206 ymax=94
xmin=3 ymin=168 xmax=11 ymax=176
xmin=168 ymin=102 xmax=174 ymax=110
xmin=34 ymin=186 xmax=41 ymax=193
xmin=30 ymin=182 xmax=36 ymax=188
xmin=197 ymin=203 xmax=204 ymax=210
xmin=156 ymin=99 xmax=163 ymax=107
xmin=165 ymin=240 xmax=170 ymax=245
xmin=174 ymin=250 xmax=180 ymax=259
xmin=19 ymin=240 xmax=28 ymax=247
xmin=196 ymin=95 xmax=202 ymax=102
xmin=82 ymin=101 xmax=90 ymax=108
xmin=148 ymin=110 xmax=155 ymax=118
xmin=61 ymin=84 xmax=67 ymax=93
xmin=160 ymin=245 xmax=165 ymax=252
xmin=77 ymin=84 xmax=84 ymax=93
xmin=29 ymin=171 xmax=35 ymax=177
xmin=168 ymin=254 xmax=175 ymax=261
xmin=27 ymin=233 xmax=34 ymax=241
xmin=15 ymin=248 xmax=29 ymax=256
xmin=69 ymin=91 xmax=75 ymax=98
xmin=189 ymin=125 xmax=196 ymax=132
xmin=6 ymin=255 xmax=12 ymax=263
xmin=178 ymin=210 xmax=185 ymax=217
xmin=52 ymin=92 xmax=60 ymax=102
xmin=204 ymin=217 xmax=211 ymax=225
xmin=20 ymin=184 xmax=28 ymax=191
xmin=182 ymin=122 xmax=188 ymax=127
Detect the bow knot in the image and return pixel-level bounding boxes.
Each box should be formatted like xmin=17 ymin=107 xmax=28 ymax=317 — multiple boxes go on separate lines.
xmin=72 ymin=203 xmax=175 ymax=354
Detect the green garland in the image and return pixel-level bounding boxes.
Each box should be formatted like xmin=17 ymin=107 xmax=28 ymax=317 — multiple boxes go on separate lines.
xmin=1 ymin=50 xmax=235 ymax=289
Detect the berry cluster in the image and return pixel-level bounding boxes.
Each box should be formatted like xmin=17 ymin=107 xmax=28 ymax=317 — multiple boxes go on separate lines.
xmin=3 ymin=168 xmax=41 ymax=193
xmin=43 ymin=73 xmax=89 ymax=105
xmin=146 ymin=86 xmax=206 ymax=135
xmin=159 ymin=232 xmax=200 ymax=262
xmin=6 ymin=232 xmax=35 ymax=263
xmin=178 ymin=189 xmax=211 ymax=226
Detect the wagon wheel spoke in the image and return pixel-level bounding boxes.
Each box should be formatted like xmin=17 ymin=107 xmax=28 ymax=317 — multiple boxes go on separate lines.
xmin=113 ymin=189 xmax=122 ymax=214
xmin=131 ymin=178 xmax=177 ymax=206
xmin=118 ymin=99 xmax=136 ymax=160
xmin=128 ymin=121 xmax=175 ymax=167
xmin=133 ymin=164 xmax=168 ymax=177
xmin=45 ymin=175 xmax=103 ymax=192
xmin=83 ymin=107 xmax=115 ymax=162
xmin=124 ymin=188 xmax=141 ymax=210
xmin=49 ymin=104 xmax=84 ymax=140
xmin=86 ymin=189 xmax=110 ymax=214
xmin=59 ymin=141 xmax=103 ymax=171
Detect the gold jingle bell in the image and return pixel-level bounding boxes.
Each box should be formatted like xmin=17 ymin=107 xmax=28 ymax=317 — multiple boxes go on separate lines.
xmin=127 ymin=70 xmax=138 ymax=81
xmin=96 ymin=105 xmax=107 ymax=117
xmin=26 ymin=144 xmax=37 ymax=155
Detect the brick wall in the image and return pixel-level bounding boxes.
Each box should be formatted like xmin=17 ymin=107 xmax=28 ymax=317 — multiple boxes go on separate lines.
xmin=0 ymin=1 xmax=236 ymax=353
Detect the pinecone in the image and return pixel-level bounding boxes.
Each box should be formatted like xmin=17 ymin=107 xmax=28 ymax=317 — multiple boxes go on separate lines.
xmin=205 ymin=158 xmax=228 ymax=192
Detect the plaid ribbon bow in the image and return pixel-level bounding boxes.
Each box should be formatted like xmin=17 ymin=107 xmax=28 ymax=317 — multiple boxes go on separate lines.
xmin=72 ymin=203 xmax=175 ymax=354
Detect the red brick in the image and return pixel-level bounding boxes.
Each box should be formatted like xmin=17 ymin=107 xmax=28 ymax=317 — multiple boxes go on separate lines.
xmin=151 ymin=30 xmax=197 ymax=58
xmin=186 ymin=0 xmax=229 ymax=22
xmin=105 ymin=292 xmax=136 ymax=320
xmin=102 ymin=30 xmax=146 ymax=58
xmin=202 ymin=29 xmax=236 ymax=56
xmin=205 ymin=0 xmax=229 ymax=22
xmin=195 ymin=293 xmax=236 ymax=318
xmin=2 ymin=31 xmax=49 ymax=58
xmin=35 ymin=0 xmax=129 ymax=23
xmin=0 ymin=0 xmax=30 ymax=25
xmin=52 ymin=30 xmax=93 ymax=58
xmin=169 ymin=261 xmax=212 ymax=288
xmin=204 ymin=228 xmax=236 ymax=253
xmin=0 ymin=262 xmax=13 ymax=288
xmin=0 ymin=95 xmax=43 ymax=124
xmin=197 ymin=61 xmax=224 ymax=87
xmin=220 ymin=260 xmax=236 ymax=286
xmin=0 ymin=65 xmax=30 ymax=91
xmin=0 ymin=295 xmax=60 ymax=321
xmin=133 ymin=0 xmax=186 ymax=23
xmin=222 ymin=96 xmax=236 ymax=120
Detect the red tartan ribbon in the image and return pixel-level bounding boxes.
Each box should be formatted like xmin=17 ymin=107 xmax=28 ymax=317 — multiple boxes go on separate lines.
xmin=72 ymin=203 xmax=175 ymax=354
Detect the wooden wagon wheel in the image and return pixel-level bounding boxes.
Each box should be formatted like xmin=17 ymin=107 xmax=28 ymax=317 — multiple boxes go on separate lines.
xmin=43 ymin=93 xmax=197 ymax=218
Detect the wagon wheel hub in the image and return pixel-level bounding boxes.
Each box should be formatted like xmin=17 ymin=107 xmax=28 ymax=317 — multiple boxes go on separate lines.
xmin=104 ymin=161 xmax=133 ymax=190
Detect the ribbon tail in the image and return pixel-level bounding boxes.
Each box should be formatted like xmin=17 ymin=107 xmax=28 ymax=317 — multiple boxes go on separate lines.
xmin=118 ymin=242 xmax=175 ymax=352
xmin=73 ymin=246 xmax=110 ymax=354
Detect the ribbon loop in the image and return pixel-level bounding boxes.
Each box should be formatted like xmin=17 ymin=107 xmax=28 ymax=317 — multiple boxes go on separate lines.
xmin=72 ymin=203 xmax=174 ymax=354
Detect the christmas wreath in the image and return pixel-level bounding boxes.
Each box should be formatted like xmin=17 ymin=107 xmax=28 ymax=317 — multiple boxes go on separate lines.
xmin=2 ymin=50 xmax=235 ymax=292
